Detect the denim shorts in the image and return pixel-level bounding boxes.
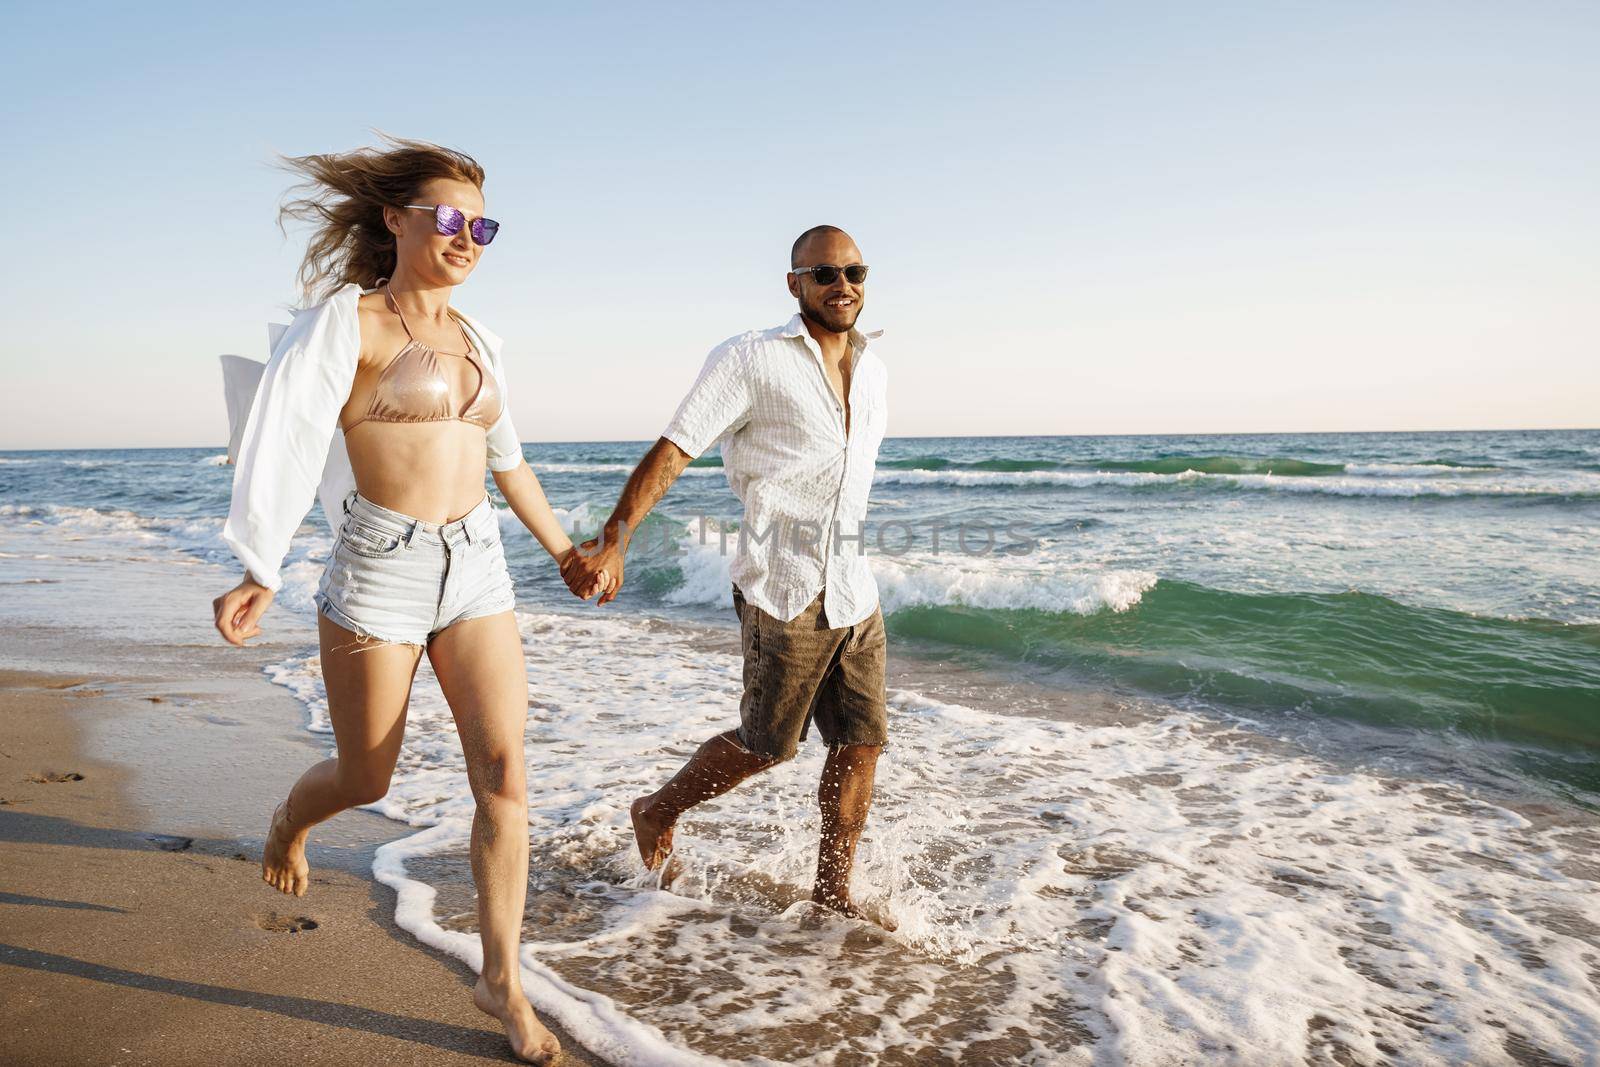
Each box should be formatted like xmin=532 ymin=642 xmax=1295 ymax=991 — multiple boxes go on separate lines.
xmin=731 ymin=584 xmax=889 ymax=761
xmin=314 ymin=492 xmax=515 ymax=646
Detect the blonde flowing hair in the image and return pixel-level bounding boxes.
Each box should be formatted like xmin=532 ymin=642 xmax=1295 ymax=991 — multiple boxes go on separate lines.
xmin=277 ymin=134 xmax=486 ymax=303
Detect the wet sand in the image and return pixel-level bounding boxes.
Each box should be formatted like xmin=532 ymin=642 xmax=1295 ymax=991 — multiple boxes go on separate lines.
xmin=0 ymin=655 xmax=609 ymax=1067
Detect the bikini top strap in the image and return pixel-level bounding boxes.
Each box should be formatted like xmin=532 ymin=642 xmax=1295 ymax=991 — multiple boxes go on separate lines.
xmin=382 ymin=281 xmax=472 ymax=353
xmin=381 ymin=283 xmax=416 ymax=342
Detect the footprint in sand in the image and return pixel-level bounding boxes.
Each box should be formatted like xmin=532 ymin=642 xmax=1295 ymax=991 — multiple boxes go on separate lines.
xmin=27 ymin=771 xmax=84 ymax=783
xmin=253 ymin=913 xmax=319 ymax=933
xmin=146 ymin=834 xmax=193 ymax=852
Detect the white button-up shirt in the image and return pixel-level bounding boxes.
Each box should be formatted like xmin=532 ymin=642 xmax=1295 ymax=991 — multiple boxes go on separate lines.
xmin=661 ymin=314 xmax=889 ymax=626
xmin=223 ymin=282 xmax=523 ymax=591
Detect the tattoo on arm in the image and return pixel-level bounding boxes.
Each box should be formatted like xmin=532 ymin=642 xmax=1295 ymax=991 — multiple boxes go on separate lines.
xmin=606 ymin=438 xmax=693 ymax=547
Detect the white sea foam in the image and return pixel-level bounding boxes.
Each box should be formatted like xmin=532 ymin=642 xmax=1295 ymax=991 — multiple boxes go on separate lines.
xmin=203 ymin=454 xmax=230 ymax=466
xmin=875 ymin=555 xmax=1156 ymax=615
xmin=544 ymin=500 xmax=606 ymax=538
xmin=1344 ymin=461 xmax=1498 ymax=477
xmin=872 ymin=466 xmax=1600 ymax=498
xmin=274 ymin=557 xmax=329 ymax=614
xmin=0 ymin=502 xmax=330 ymax=597
xmin=0 ymin=502 xmax=218 ymax=546
xmin=652 ymin=519 xmax=1155 ymax=617
xmin=263 ymin=609 xmax=1600 ymax=1065
xmin=660 ymin=516 xmax=737 ymax=608
xmin=531 ymin=462 xmax=726 ymax=478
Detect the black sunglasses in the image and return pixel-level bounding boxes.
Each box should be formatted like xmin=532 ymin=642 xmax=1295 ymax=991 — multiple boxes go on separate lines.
xmin=792 ymin=263 xmax=869 ymax=286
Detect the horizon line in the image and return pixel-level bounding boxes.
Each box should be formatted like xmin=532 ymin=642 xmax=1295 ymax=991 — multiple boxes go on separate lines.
xmin=2 ymin=426 xmax=1597 ymax=454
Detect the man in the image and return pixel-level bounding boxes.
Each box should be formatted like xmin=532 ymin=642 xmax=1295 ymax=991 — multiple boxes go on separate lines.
xmin=562 ymin=225 xmax=891 ymax=924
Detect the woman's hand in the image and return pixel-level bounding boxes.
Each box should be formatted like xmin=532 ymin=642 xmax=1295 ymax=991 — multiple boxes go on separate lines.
xmin=213 ymin=577 xmax=275 ymax=646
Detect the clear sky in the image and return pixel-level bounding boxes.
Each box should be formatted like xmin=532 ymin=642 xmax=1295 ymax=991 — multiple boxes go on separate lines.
xmin=2 ymin=1 xmax=1596 ymax=448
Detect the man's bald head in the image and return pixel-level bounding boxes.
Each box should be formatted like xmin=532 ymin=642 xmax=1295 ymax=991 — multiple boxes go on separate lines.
xmin=786 ymin=225 xmax=867 ymax=336
xmin=791 ymin=225 xmax=856 ymax=269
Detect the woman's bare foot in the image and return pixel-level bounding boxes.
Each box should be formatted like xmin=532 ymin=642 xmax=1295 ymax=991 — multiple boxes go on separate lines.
xmin=473 ymin=975 xmax=561 ymax=1064
xmin=630 ymin=796 xmax=681 ymax=885
xmin=262 ymin=801 xmax=309 ymax=897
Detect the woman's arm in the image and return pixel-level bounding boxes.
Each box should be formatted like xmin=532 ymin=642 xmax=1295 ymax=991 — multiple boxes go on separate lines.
xmin=492 ymin=461 xmax=573 ymax=560
xmin=215 ymin=289 xmax=361 ymax=645
xmin=492 ymin=461 xmax=610 ymax=598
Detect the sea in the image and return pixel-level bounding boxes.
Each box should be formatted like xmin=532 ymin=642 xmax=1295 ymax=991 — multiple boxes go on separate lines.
xmin=2 ymin=429 xmax=1598 ymax=1065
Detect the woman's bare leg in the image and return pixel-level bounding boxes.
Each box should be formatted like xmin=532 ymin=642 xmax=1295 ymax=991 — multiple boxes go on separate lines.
xmin=428 ymin=611 xmax=559 ymax=1065
xmin=262 ymin=614 xmax=422 ymax=896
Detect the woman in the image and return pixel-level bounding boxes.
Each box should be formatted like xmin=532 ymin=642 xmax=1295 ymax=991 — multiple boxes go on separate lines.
xmin=213 ymin=137 xmax=600 ymax=1064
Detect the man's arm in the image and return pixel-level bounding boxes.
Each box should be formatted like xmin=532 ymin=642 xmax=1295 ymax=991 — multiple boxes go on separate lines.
xmin=567 ymin=336 xmax=750 ymax=604
xmin=563 ymin=436 xmax=694 ymax=604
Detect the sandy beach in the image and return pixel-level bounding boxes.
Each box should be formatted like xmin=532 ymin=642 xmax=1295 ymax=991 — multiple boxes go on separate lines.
xmin=0 ymin=649 xmax=608 ymax=1067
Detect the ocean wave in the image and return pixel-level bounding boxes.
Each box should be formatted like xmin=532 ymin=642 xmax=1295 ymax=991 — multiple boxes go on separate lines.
xmin=647 ymin=521 xmax=1155 ymax=618
xmin=0 ymin=502 xmax=220 ymax=542
xmin=874 ymin=454 xmax=1513 ymax=479
xmin=274 ymin=559 xmax=327 ymax=615
xmin=887 ymin=579 xmax=1600 ymax=766
xmin=875 ymin=557 xmax=1156 ymax=616
xmin=531 ymin=462 xmax=725 ymax=477
xmin=203 ymin=454 xmax=230 ymax=466
xmin=879 ymin=455 xmax=1062 ymax=472
xmin=660 ymin=516 xmax=738 ymax=608
xmin=1095 ymin=455 xmax=1347 ymax=476
xmin=1344 ymin=461 xmax=1499 ymax=477
xmin=872 ymin=467 xmax=1598 ymax=498
xmin=541 ymin=500 xmax=606 ymax=538
xmin=0 ymin=501 xmax=331 ymax=590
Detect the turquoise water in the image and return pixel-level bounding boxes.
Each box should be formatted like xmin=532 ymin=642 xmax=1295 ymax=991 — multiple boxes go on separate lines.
xmin=3 ymin=428 xmax=1598 ymax=795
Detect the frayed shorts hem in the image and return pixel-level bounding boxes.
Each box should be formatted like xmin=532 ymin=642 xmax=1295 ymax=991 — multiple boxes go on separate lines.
xmin=314 ymin=593 xmax=427 ymax=648
xmin=314 ymin=591 xmax=517 ymax=648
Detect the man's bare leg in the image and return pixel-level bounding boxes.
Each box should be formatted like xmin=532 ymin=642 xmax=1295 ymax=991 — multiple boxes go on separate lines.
xmin=813 ymin=743 xmax=887 ymax=925
xmin=631 ymin=730 xmax=775 ymax=875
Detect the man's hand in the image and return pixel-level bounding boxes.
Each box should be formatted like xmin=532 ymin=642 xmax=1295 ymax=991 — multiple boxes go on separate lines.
xmin=559 ymin=544 xmax=610 ymax=600
xmin=562 ymin=534 xmax=626 ymax=605
xmin=213 ymin=577 xmax=274 ymax=646
xmin=559 ymin=438 xmax=693 ymax=606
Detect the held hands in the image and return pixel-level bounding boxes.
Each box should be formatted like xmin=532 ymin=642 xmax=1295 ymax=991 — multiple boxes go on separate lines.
xmin=213 ymin=578 xmax=274 ymax=646
xmin=560 ymin=536 xmax=625 ymax=605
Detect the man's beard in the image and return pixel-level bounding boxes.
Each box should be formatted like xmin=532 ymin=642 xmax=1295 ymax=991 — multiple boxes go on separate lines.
xmin=799 ymin=292 xmax=863 ymax=335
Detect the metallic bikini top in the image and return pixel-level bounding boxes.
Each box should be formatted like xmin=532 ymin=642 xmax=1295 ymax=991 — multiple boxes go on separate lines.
xmin=343 ymin=286 xmax=503 ymax=434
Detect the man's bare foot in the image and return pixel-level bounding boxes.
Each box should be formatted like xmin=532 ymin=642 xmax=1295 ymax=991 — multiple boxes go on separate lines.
xmin=814 ymin=888 xmax=898 ymax=931
xmin=630 ymin=796 xmax=681 ymax=885
xmin=473 ymin=975 xmax=561 ymax=1064
xmin=262 ymin=801 xmax=309 ymax=897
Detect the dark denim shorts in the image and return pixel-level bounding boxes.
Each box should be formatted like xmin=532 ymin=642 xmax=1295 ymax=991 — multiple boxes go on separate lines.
xmin=731 ymin=584 xmax=889 ymax=761
xmin=314 ymin=492 xmax=515 ymax=646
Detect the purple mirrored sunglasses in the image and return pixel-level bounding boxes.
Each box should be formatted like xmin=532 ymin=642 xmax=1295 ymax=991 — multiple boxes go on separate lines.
xmin=403 ymin=203 xmax=500 ymax=246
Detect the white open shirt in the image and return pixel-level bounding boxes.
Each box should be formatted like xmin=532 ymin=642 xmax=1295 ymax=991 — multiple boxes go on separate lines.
xmin=223 ymin=282 xmax=523 ymax=591
xmin=662 ymin=314 xmax=889 ymax=627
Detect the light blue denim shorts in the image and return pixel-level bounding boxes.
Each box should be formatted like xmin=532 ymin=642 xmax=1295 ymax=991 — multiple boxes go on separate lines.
xmin=314 ymin=492 xmax=515 ymax=646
